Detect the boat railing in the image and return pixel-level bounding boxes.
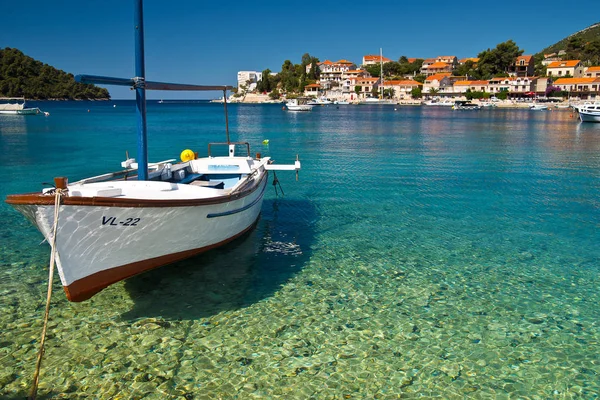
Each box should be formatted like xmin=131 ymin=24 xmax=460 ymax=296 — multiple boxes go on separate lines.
xmin=208 ymin=142 xmax=251 ymax=158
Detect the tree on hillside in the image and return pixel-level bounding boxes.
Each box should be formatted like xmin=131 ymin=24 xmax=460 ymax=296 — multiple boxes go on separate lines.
xmin=364 ymin=64 xmax=380 ymax=77
xmin=308 ymin=58 xmax=320 ymax=80
xmin=476 ymin=40 xmax=524 ymax=79
xmin=0 ymin=47 xmax=109 ymax=99
xmin=453 ymin=60 xmax=477 ymax=78
xmin=256 ymin=69 xmax=273 ymax=93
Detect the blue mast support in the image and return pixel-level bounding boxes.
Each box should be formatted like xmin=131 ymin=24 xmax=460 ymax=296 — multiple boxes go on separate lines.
xmin=134 ymin=0 xmax=148 ymax=180
xmin=74 ymin=0 xmax=234 ymax=181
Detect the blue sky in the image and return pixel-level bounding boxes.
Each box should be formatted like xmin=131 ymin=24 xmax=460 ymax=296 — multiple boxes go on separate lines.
xmin=2 ymin=1 xmax=599 ymax=99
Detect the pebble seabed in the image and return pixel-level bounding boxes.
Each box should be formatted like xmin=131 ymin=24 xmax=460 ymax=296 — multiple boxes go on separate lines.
xmin=1 ymin=223 xmax=598 ymax=399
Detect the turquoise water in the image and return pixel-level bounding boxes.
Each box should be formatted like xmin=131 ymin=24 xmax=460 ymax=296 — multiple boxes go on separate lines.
xmin=1 ymin=101 xmax=599 ymax=398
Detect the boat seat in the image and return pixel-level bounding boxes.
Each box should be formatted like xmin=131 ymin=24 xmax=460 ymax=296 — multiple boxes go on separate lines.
xmin=189 ymin=180 xmax=224 ymax=189
xmin=178 ymin=173 xmax=203 ymax=184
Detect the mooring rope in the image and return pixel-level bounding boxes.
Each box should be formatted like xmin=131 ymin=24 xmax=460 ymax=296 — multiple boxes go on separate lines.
xmin=29 ymin=188 xmax=63 ymax=400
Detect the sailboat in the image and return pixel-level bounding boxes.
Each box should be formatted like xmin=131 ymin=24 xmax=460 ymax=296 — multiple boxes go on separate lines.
xmin=360 ymin=49 xmax=395 ymax=105
xmin=5 ymin=0 xmax=301 ymax=302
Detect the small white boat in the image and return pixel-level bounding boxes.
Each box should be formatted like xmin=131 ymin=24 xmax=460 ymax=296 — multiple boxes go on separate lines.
xmin=5 ymin=2 xmax=302 ymax=302
xmin=0 ymin=97 xmax=42 ymax=115
xmin=530 ymin=104 xmax=549 ymax=111
xmin=286 ymin=98 xmax=313 ymax=111
xmin=334 ymin=100 xmax=350 ymax=105
xmin=423 ymin=99 xmax=454 ymax=107
xmin=307 ymin=96 xmax=332 ymax=105
xmin=360 ymin=97 xmax=395 ymax=105
xmin=578 ymin=103 xmax=600 ymax=122
xmin=579 ymin=110 xmax=600 ymax=122
xmin=453 ymin=101 xmax=481 ymax=110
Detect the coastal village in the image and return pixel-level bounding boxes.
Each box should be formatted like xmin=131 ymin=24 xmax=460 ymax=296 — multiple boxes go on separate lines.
xmin=232 ymin=53 xmax=600 ymax=106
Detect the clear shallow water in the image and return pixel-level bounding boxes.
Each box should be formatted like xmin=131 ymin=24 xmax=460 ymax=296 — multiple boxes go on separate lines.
xmin=1 ymin=101 xmax=599 ymax=398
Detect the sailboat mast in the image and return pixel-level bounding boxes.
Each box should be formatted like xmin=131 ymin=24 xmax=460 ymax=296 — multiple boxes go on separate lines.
xmin=134 ymin=0 xmax=149 ymax=180
xmin=380 ymin=48 xmax=384 ymax=99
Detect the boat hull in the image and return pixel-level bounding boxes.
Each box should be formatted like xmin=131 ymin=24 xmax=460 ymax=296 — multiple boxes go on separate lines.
xmin=286 ymin=105 xmax=313 ymax=111
xmin=0 ymin=108 xmax=41 ymax=115
xmin=579 ymin=111 xmax=600 ymax=122
xmin=7 ymin=174 xmax=268 ymax=301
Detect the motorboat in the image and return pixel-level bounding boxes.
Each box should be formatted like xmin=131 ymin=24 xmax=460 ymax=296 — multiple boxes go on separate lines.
xmin=307 ymin=96 xmax=332 ymax=105
xmin=424 ymin=98 xmax=454 ymax=107
xmin=530 ymin=103 xmax=549 ymax=111
xmin=0 ymin=97 xmax=43 ymax=115
xmin=578 ymin=103 xmax=600 ymax=122
xmin=5 ymin=1 xmax=301 ymax=302
xmin=286 ymin=98 xmax=313 ymax=111
xmin=453 ymin=101 xmax=481 ymax=110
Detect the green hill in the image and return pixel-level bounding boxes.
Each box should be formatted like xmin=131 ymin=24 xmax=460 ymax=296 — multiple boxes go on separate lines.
xmin=0 ymin=47 xmax=110 ymax=100
xmin=536 ymin=23 xmax=600 ymax=65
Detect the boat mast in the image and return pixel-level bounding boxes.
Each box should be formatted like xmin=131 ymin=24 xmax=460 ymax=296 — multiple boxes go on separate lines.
xmin=75 ymin=0 xmax=233 ymax=173
xmin=380 ymin=48 xmax=384 ymax=99
xmin=134 ymin=0 xmax=149 ymax=180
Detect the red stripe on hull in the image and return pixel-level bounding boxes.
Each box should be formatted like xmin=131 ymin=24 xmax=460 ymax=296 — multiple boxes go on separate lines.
xmin=63 ymin=217 xmax=259 ymax=302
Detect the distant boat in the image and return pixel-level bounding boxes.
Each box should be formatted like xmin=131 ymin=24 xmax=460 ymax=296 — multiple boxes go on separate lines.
xmin=286 ymin=98 xmax=313 ymax=111
xmin=423 ymin=98 xmax=454 ymax=107
xmin=360 ymin=97 xmax=395 ymax=105
xmin=578 ymin=103 xmax=600 ymax=122
xmin=453 ymin=101 xmax=481 ymax=110
xmin=0 ymin=97 xmax=42 ymax=115
xmin=158 ymin=99 xmax=164 ymax=103
xmin=334 ymin=100 xmax=350 ymax=105
xmin=307 ymin=96 xmax=332 ymax=105
xmin=530 ymin=104 xmax=549 ymax=111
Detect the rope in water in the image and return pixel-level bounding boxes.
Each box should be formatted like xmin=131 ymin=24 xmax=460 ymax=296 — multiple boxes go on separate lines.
xmin=29 ymin=188 xmax=63 ymax=400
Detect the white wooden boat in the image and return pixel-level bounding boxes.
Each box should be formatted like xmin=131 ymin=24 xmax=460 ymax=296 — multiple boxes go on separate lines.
xmin=286 ymin=98 xmax=313 ymax=111
xmin=5 ymin=2 xmax=301 ymax=302
xmin=530 ymin=104 xmax=549 ymax=111
xmin=0 ymin=97 xmax=42 ymax=115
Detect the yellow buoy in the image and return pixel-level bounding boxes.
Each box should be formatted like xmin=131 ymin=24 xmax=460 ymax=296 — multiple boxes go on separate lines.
xmin=262 ymin=139 xmax=269 ymax=145
xmin=180 ymin=149 xmax=195 ymax=162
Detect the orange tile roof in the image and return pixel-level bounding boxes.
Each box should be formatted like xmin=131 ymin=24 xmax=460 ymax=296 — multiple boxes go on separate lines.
xmin=363 ymin=55 xmax=392 ymax=62
xmin=346 ymin=69 xmax=365 ymax=73
xmin=426 ymin=62 xmax=452 ymax=69
xmin=356 ymin=77 xmax=379 ymax=83
xmin=304 ymin=83 xmax=322 ymax=88
xmin=335 ymin=59 xmax=354 ymax=64
xmin=470 ymin=80 xmax=490 ymax=85
xmin=320 ymin=60 xmax=333 ymax=65
xmin=586 ymin=66 xmax=600 ymax=72
xmin=516 ymin=55 xmax=533 ymax=63
xmin=459 ymin=57 xmax=479 ymax=63
xmin=425 ymin=73 xmax=451 ymax=82
xmin=553 ymin=77 xmax=600 ymax=85
xmin=453 ymin=81 xmax=474 ymax=86
xmin=547 ymin=60 xmax=581 ymax=68
xmin=384 ymin=80 xmax=422 ymax=86
xmin=407 ymin=58 xmax=417 ymax=63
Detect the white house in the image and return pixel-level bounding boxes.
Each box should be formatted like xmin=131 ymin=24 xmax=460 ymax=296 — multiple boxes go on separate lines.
xmin=237 ymin=71 xmax=262 ymax=92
